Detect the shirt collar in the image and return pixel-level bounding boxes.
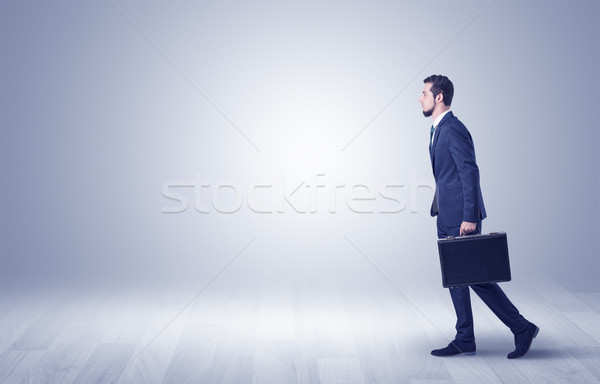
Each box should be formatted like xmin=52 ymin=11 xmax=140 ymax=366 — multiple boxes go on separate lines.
xmin=433 ymin=109 xmax=451 ymax=128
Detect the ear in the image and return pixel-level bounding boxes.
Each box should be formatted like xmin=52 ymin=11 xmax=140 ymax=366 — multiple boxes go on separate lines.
xmin=435 ymin=93 xmax=444 ymax=104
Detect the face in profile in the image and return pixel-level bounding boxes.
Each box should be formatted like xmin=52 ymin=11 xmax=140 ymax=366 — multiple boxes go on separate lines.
xmin=419 ymin=83 xmax=435 ymax=117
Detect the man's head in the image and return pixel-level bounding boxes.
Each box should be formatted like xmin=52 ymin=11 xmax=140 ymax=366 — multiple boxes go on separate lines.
xmin=419 ymin=74 xmax=453 ymax=118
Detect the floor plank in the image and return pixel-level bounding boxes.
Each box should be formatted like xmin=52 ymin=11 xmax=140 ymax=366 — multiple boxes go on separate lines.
xmin=293 ymin=284 xmax=321 ymax=384
xmin=318 ymin=357 xmax=366 ymax=384
xmin=0 ymin=297 xmax=53 ymax=354
xmin=71 ymin=343 xmax=136 ymax=384
xmin=10 ymin=301 xmax=74 ymax=350
xmin=565 ymin=346 xmax=600 ymax=381
xmin=161 ymin=290 xmax=226 ymax=384
xmin=116 ymin=295 xmax=192 ymax=384
xmin=252 ymin=340 xmax=297 ymax=384
xmin=0 ymin=348 xmax=44 ymax=384
xmin=205 ymin=288 xmax=258 ymax=384
xmin=27 ymin=298 xmax=111 ymax=384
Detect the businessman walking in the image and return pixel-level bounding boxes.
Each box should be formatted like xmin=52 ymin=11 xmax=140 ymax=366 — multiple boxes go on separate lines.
xmin=420 ymin=74 xmax=539 ymax=359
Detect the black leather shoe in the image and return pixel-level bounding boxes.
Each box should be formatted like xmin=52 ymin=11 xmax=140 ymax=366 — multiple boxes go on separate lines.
xmin=507 ymin=322 xmax=539 ymax=359
xmin=431 ymin=340 xmax=476 ymax=357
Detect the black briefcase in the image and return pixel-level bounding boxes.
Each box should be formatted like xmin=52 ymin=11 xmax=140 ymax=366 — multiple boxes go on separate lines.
xmin=437 ymin=232 xmax=511 ymax=288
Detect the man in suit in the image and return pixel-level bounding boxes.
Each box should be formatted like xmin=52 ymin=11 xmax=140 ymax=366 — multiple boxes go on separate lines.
xmin=420 ymin=74 xmax=539 ymax=359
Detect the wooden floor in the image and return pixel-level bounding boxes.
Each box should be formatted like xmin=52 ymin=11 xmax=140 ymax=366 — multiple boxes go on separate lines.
xmin=1 ymin=277 xmax=599 ymax=384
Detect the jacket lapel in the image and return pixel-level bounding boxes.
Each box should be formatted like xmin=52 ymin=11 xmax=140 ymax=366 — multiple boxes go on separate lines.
xmin=430 ymin=111 xmax=453 ymax=170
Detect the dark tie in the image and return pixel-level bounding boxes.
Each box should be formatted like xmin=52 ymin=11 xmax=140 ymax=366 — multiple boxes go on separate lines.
xmin=429 ymin=125 xmax=435 ymax=149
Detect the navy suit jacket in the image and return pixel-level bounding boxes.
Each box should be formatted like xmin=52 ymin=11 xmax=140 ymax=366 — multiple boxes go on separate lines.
xmin=430 ymin=111 xmax=486 ymax=228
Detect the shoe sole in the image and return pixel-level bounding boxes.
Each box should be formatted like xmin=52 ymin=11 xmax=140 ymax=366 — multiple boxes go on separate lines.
xmin=431 ymin=351 xmax=476 ymax=357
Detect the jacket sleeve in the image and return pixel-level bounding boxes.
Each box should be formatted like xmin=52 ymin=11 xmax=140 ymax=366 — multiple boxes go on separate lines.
xmin=446 ymin=122 xmax=481 ymax=223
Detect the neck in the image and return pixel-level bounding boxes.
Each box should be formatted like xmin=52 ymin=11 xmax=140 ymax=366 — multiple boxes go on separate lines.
xmin=431 ymin=106 xmax=450 ymax=123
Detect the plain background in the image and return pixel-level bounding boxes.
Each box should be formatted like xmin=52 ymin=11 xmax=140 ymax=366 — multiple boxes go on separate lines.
xmin=1 ymin=0 xmax=598 ymax=295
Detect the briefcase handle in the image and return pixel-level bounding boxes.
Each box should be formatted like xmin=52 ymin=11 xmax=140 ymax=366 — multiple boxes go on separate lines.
xmin=444 ymin=231 xmax=504 ymax=240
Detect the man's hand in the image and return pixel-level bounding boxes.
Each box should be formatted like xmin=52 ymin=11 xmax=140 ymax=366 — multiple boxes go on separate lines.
xmin=460 ymin=221 xmax=477 ymax=236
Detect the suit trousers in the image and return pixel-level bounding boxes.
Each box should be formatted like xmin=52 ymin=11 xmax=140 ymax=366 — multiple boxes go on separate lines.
xmin=437 ymin=220 xmax=529 ymax=342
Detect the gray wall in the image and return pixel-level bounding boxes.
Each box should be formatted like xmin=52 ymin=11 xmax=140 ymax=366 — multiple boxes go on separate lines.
xmin=1 ymin=0 xmax=598 ymax=292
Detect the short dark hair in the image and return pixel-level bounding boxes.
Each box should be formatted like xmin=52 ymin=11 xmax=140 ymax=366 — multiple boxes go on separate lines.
xmin=423 ymin=74 xmax=454 ymax=106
